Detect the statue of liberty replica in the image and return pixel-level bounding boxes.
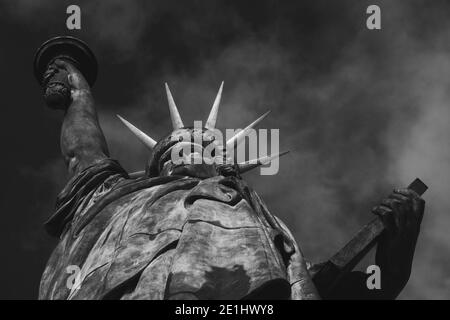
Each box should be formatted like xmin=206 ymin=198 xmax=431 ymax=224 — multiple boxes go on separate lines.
xmin=35 ymin=36 xmax=427 ymax=300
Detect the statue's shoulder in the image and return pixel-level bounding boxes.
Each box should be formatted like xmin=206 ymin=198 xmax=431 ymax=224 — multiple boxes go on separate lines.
xmin=44 ymin=158 xmax=127 ymax=237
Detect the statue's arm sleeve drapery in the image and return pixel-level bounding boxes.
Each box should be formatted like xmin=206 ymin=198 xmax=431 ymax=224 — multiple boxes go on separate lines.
xmin=44 ymin=158 xmax=128 ymax=237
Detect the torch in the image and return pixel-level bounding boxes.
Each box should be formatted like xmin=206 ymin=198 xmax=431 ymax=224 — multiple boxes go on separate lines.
xmin=33 ymin=36 xmax=98 ymax=109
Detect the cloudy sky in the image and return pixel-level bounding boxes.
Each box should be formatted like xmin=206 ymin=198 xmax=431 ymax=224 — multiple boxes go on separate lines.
xmin=1 ymin=0 xmax=449 ymax=299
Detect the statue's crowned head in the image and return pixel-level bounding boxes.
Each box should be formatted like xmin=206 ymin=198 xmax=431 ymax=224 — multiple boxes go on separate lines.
xmin=117 ymin=82 xmax=287 ymax=178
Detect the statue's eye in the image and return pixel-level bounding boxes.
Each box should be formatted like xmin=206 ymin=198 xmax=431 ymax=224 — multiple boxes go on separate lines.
xmin=178 ymin=136 xmax=183 ymax=142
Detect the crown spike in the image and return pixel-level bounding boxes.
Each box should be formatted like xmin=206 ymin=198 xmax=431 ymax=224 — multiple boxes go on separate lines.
xmin=226 ymin=110 xmax=270 ymax=149
xmin=237 ymin=151 xmax=289 ymax=174
xmin=205 ymin=81 xmax=224 ymax=130
xmin=165 ymin=83 xmax=184 ymax=130
xmin=117 ymin=115 xmax=157 ymax=150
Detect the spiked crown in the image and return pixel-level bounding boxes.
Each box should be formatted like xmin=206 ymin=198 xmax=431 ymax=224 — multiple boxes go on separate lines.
xmin=118 ymin=82 xmax=288 ymax=178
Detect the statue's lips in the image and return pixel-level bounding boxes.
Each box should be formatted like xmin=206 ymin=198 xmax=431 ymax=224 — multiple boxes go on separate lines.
xmin=159 ymin=141 xmax=205 ymax=169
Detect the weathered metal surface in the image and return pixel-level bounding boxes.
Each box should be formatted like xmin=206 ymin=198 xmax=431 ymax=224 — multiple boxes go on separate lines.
xmin=39 ymin=159 xmax=318 ymax=300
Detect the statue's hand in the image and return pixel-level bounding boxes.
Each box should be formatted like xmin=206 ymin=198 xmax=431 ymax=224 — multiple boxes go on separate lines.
xmin=371 ymin=188 xmax=425 ymax=295
xmin=53 ymin=59 xmax=91 ymax=99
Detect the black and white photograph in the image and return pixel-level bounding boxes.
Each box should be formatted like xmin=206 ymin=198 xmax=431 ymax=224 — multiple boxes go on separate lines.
xmin=0 ymin=0 xmax=449 ymax=308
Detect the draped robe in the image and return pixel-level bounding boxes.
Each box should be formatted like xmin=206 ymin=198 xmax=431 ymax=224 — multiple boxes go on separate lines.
xmin=39 ymin=159 xmax=317 ymax=300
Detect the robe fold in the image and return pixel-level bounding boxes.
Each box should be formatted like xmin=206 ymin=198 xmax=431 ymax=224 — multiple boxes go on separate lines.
xmin=39 ymin=158 xmax=318 ymax=300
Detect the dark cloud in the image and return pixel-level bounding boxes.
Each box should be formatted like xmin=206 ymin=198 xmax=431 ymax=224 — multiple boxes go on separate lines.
xmin=0 ymin=0 xmax=449 ymax=299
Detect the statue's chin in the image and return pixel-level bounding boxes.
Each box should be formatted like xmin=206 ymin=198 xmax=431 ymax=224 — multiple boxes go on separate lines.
xmin=160 ymin=162 xmax=219 ymax=179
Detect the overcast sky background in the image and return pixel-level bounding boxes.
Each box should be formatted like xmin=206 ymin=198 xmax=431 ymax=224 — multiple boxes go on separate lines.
xmin=0 ymin=0 xmax=449 ymax=299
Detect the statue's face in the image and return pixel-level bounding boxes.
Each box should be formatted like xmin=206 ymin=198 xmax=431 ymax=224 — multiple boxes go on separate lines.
xmin=147 ymin=127 xmax=223 ymax=178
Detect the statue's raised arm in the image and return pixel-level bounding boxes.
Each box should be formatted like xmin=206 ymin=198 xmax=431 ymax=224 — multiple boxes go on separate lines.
xmin=34 ymin=36 xmax=108 ymax=176
xmin=52 ymin=59 xmax=109 ymax=176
